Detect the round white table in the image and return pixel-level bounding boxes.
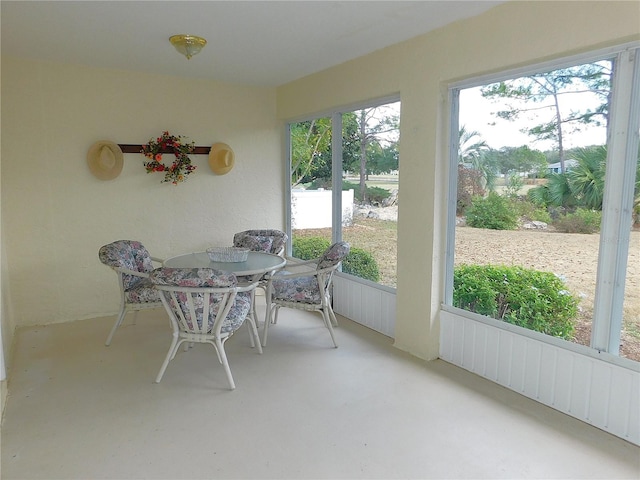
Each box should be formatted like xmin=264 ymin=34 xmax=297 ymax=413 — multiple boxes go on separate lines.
xmin=163 ymin=251 xmax=286 ymax=327
xmin=163 ymin=251 xmax=286 ymax=278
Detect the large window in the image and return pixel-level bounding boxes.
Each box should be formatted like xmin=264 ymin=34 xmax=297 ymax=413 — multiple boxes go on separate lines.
xmin=288 ymin=99 xmax=400 ymax=289
xmin=445 ymin=45 xmax=639 ymax=363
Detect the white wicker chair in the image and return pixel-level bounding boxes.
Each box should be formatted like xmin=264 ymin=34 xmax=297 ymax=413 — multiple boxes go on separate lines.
xmin=150 ymin=267 xmax=262 ymax=390
xmin=263 ymin=242 xmax=350 ymax=348
xmin=233 ymin=229 xmax=288 ymax=322
xmin=233 ymin=229 xmax=288 ymax=256
xmin=98 ymin=240 xmax=164 ymax=346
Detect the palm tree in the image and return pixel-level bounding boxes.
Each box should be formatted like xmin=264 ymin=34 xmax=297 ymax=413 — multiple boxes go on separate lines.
xmin=567 ymin=146 xmax=606 ymax=210
xmin=458 ymin=126 xmax=488 ymax=162
xmin=458 ymin=125 xmax=497 ymax=190
xmin=530 ymin=144 xmax=639 ymax=210
xmin=547 ymin=173 xmax=576 ymax=208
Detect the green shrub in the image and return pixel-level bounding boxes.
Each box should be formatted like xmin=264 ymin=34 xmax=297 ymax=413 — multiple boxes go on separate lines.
xmin=527 ymin=184 xmax=550 ymax=207
xmin=457 ymin=164 xmax=487 ymax=216
xmin=513 ymin=199 xmax=552 ymax=224
xmin=292 ymin=236 xmax=330 ymax=260
xmin=466 ymin=192 xmax=518 ymax=230
xmin=504 ymin=173 xmax=524 ymax=198
xmin=292 ymin=237 xmax=380 ymax=282
xmin=553 ymin=208 xmax=602 ymax=233
xmin=453 ymin=264 xmax=577 ymax=339
xmin=342 ymin=181 xmax=390 ymax=205
xmin=366 ymin=186 xmax=391 ymax=205
xmin=341 ymin=248 xmax=380 ymax=282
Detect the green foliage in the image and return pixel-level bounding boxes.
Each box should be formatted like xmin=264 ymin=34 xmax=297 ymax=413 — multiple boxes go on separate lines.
xmin=366 ymin=187 xmax=391 ymax=205
xmin=341 ymin=248 xmax=380 ymax=282
xmin=528 ymin=145 xmax=639 ymax=215
xmin=292 ymin=237 xmax=380 ymax=282
xmin=364 ymin=139 xmax=400 ymax=175
xmin=466 ymin=192 xmax=518 ymax=230
xmin=457 ymin=165 xmax=486 ymax=215
xmin=342 ymin=181 xmax=390 ymax=205
xmin=527 ymin=183 xmax=550 ymax=207
xmin=308 ymin=179 xmax=332 ymax=190
xmin=292 ymin=237 xmax=331 ymax=260
xmin=553 ymin=208 xmax=602 ymax=234
xmin=290 ymin=118 xmax=331 ymax=186
xmin=484 ymin=145 xmax=548 ymax=177
xmin=513 ymin=198 xmax=552 ymax=224
xmin=458 ymin=125 xmax=489 ymax=164
xmin=504 ymin=172 xmax=524 ymax=198
xmin=566 ymin=146 xmax=606 ymax=210
xmin=342 ymin=105 xmax=400 ymax=205
xmin=453 ymin=264 xmax=577 ymax=339
xmin=527 ymin=172 xmax=576 ymax=209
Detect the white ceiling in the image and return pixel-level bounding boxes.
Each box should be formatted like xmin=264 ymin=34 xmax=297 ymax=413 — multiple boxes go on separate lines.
xmin=1 ymin=1 xmax=504 ymax=87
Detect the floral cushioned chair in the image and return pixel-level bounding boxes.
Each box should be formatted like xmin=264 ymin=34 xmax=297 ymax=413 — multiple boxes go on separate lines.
xmin=263 ymin=241 xmax=350 ymax=348
xmin=233 ymin=229 xmax=288 ymax=323
xmin=233 ymin=229 xmax=288 ymax=257
xmin=98 ymin=240 xmax=164 ymax=346
xmin=149 ymin=267 xmax=261 ymax=390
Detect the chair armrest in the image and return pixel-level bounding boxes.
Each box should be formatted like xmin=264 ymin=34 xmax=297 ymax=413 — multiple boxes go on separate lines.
xmin=283 ymin=256 xmax=319 ymax=267
xmin=115 ymin=267 xmax=150 ymax=278
xmin=269 ymin=265 xmax=337 ymax=282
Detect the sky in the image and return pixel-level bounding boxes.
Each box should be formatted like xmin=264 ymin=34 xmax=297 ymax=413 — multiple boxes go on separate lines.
xmin=459 ymin=86 xmax=608 ymax=151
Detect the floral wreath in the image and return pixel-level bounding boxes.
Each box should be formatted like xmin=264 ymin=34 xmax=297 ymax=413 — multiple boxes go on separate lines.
xmin=141 ymin=131 xmax=196 ymax=185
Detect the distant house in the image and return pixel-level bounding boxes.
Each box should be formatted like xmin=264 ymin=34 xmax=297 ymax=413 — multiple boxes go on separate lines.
xmin=547 ymin=159 xmax=579 ymax=174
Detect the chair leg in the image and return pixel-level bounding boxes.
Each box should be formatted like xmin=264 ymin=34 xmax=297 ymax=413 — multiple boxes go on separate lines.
xmin=214 ymin=338 xmax=236 ymax=390
xmin=251 ymin=288 xmax=261 ymax=330
xmin=246 ymin=322 xmax=256 ymax=348
xmin=328 ymin=305 xmax=339 ymax=327
xmin=155 ymin=333 xmax=180 ymax=383
xmin=263 ymin=284 xmax=272 ymax=327
xmin=262 ymin=303 xmax=279 ymax=347
xmin=105 ymin=308 xmax=128 ymax=346
xmin=245 ymin=313 xmax=263 ymax=354
xmin=251 ymin=288 xmax=258 ymax=332
xmin=322 ymin=307 xmax=339 ymax=348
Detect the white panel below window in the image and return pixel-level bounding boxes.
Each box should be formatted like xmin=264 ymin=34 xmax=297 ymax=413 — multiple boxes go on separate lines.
xmin=440 ymin=310 xmax=640 ymax=446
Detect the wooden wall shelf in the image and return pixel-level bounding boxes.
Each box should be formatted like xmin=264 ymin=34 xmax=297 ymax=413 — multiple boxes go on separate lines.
xmin=118 ymin=144 xmax=211 ymax=155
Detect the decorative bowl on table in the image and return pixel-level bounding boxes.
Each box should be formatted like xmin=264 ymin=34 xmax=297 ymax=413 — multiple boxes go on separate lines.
xmin=206 ymin=246 xmax=250 ymax=262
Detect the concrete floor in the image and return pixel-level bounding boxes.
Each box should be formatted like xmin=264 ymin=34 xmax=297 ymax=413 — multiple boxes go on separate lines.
xmin=2 ymin=301 xmax=639 ymax=479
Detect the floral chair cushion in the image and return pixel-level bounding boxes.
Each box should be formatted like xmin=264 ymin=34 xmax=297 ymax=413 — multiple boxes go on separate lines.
xmin=125 ymin=277 xmax=161 ymax=304
xmin=150 ymin=268 xmax=251 ymax=334
xmin=270 ymin=242 xmax=350 ymax=305
xmin=317 ymin=242 xmax=350 ymax=270
xmin=271 ymin=273 xmax=321 ymax=304
xmin=233 ymin=229 xmax=288 ymax=255
xmin=99 ymin=240 xmax=155 ymax=291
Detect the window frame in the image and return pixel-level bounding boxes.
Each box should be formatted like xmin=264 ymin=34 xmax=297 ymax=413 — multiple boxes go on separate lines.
xmin=284 ymin=94 xmax=400 ymax=289
xmin=443 ymin=42 xmax=640 ymax=368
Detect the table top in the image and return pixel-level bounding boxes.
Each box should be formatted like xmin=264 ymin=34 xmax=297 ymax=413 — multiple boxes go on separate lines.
xmin=163 ymin=251 xmax=286 ymax=277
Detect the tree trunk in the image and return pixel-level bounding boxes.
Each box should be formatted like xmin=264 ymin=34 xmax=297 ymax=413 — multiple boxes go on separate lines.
xmin=553 ymin=95 xmax=566 ymax=174
xmin=359 ymin=110 xmax=368 ymax=202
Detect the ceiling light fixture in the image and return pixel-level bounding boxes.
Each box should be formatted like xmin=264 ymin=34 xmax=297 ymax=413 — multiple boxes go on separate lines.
xmin=169 ymin=34 xmax=207 ymax=60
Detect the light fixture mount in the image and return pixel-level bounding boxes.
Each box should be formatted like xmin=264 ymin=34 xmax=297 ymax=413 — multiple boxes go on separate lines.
xmin=169 ymin=34 xmax=207 ymax=60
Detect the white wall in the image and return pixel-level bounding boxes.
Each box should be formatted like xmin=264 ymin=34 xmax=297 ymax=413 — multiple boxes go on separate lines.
xmin=291 ymin=189 xmax=354 ymax=229
xmin=1 ymin=58 xmax=283 ymax=329
xmin=277 ymin=0 xmax=640 ymax=361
